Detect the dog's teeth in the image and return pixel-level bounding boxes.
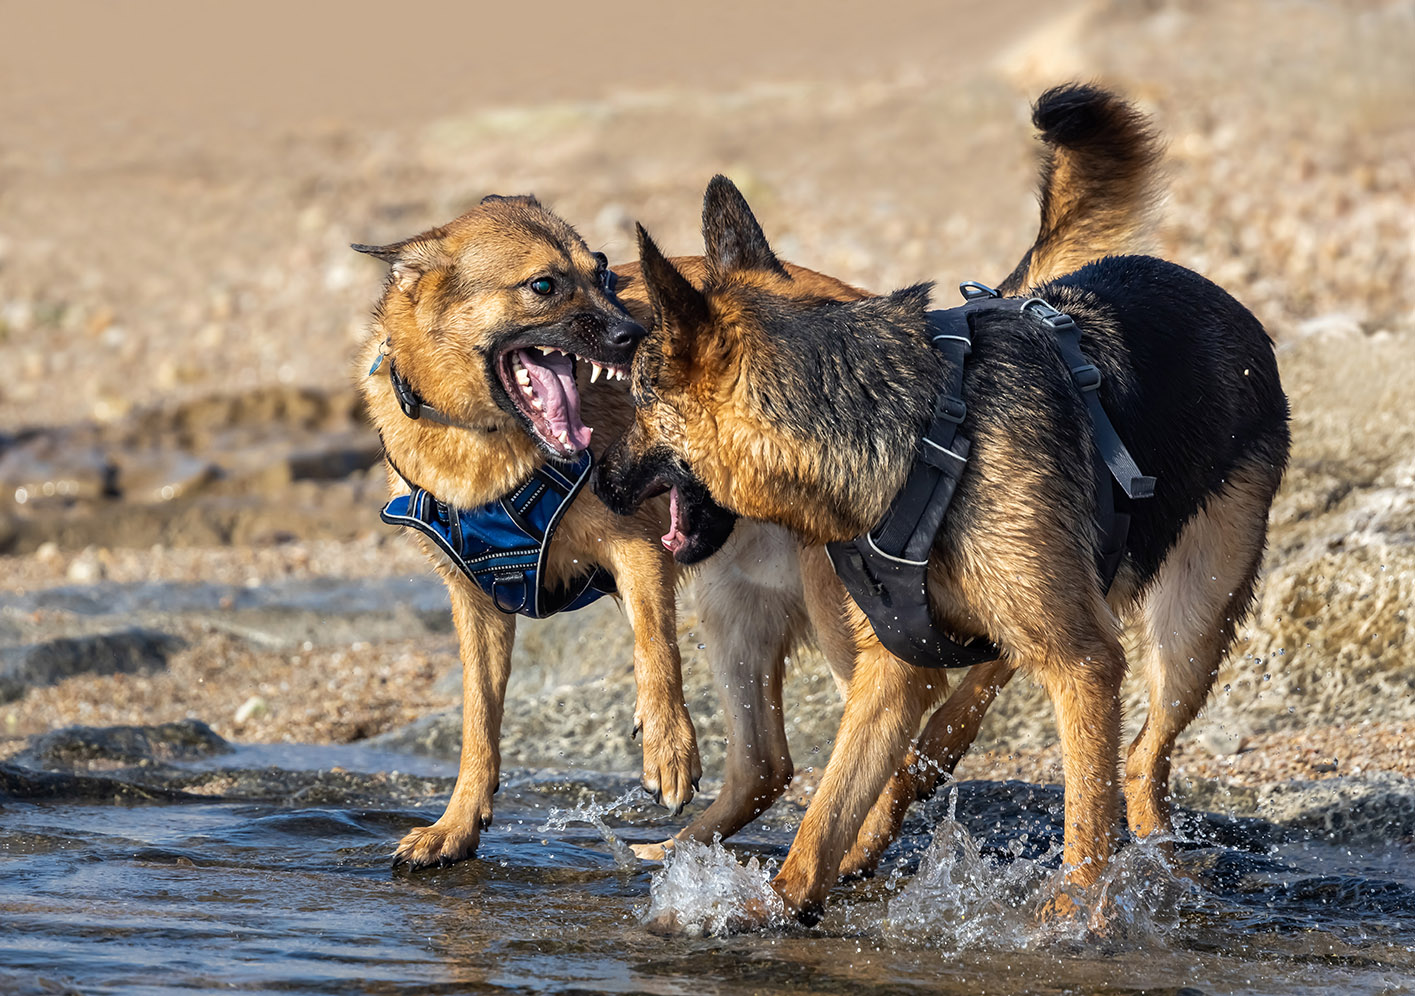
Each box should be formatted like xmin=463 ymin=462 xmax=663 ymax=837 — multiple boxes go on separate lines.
xmin=530 ymin=396 xmax=544 ymax=411
xmin=590 ymin=362 xmax=603 ymax=383
xmin=556 ymin=430 xmax=569 ymax=445
xmin=515 ymin=367 xmax=531 ymax=386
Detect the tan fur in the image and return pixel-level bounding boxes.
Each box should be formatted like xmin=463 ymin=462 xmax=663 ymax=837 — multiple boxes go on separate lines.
xmin=357 ymin=199 xmax=702 ymax=868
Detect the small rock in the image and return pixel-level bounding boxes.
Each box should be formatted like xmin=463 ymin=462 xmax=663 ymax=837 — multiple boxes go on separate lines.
xmin=66 ymin=547 xmax=106 ymax=583
xmin=1197 ymin=726 xmax=1249 ymax=757
xmin=234 ymin=695 xmax=268 ymax=725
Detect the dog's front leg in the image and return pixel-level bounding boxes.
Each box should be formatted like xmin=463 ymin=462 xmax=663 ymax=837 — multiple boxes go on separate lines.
xmin=607 ymin=541 xmax=701 ymax=816
xmin=394 ymin=576 xmax=515 ymax=868
xmin=769 ymin=597 xmax=938 ymax=923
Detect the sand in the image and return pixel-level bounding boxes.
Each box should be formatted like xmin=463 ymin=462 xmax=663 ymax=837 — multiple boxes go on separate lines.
xmin=2 ymin=0 xmax=1413 ymax=810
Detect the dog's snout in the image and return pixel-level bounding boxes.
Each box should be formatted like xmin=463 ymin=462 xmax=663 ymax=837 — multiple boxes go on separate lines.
xmin=606 ymin=318 xmax=647 ymax=348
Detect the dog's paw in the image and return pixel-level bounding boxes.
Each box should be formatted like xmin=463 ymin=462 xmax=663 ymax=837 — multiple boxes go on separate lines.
xmin=630 ymin=839 xmax=674 ymax=862
xmin=392 ymin=819 xmax=483 ymax=870
xmin=637 ymin=704 xmax=702 ymax=815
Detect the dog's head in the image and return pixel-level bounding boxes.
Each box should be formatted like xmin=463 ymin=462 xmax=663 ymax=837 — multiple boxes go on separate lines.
xmin=356 ymin=194 xmax=644 ymax=458
xmin=594 ymin=176 xmax=927 ymax=555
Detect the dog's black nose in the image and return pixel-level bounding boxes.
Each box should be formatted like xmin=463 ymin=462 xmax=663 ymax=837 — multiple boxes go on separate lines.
xmin=606 ymin=318 xmax=647 ymax=348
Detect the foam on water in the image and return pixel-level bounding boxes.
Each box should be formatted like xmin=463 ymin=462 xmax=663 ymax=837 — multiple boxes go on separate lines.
xmin=643 ymin=837 xmax=787 ymax=937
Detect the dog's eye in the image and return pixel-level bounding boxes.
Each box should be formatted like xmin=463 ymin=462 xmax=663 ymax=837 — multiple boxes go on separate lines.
xmin=529 ymin=277 xmax=555 ymax=296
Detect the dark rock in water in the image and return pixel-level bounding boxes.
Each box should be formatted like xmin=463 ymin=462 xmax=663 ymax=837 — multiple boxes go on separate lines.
xmin=18 ymin=718 xmax=232 ymax=770
xmin=0 ymin=627 xmax=184 ymax=702
xmin=0 ymin=762 xmax=209 ymax=804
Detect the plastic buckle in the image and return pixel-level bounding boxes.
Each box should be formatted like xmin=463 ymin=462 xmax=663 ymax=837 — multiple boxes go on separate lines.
xmin=939 ymin=395 xmax=967 ymax=424
xmin=1071 ymin=364 xmax=1102 ymax=392
xmin=389 ymin=361 xmax=423 ymax=420
xmin=958 ymin=280 xmax=999 ymax=301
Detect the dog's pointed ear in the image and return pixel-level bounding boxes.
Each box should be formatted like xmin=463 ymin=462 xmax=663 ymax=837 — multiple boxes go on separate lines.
xmin=351 ymin=241 xmax=409 ymax=264
xmin=701 ymin=175 xmax=788 ymax=279
xmin=352 ymin=238 xmax=429 ymax=294
xmin=637 ymin=223 xmax=709 ymax=335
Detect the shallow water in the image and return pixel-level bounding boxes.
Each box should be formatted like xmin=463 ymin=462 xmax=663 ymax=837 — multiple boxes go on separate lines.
xmin=4 ymin=744 xmax=1415 ymax=995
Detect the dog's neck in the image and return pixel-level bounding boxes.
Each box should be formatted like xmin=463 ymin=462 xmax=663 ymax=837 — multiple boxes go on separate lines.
xmin=696 ymin=297 xmax=944 ymax=545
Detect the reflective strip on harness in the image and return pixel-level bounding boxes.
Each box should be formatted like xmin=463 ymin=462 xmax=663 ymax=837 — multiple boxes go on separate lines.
xmin=826 ymin=282 xmax=1155 ymax=669
xmin=380 ymin=449 xmax=615 ymax=619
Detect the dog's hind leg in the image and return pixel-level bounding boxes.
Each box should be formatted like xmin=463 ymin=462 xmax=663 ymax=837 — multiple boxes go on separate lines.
xmin=394 ymin=576 xmax=516 ymax=869
xmin=633 ymin=525 xmax=807 ymax=859
xmin=1124 ymin=466 xmax=1276 ymax=839
xmin=1035 ymin=629 xmax=1127 ymax=916
xmin=839 ymin=657 xmax=1016 ymax=878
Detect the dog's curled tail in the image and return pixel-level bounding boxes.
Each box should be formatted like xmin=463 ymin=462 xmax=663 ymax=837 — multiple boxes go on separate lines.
xmin=997 ymin=83 xmax=1164 ymax=295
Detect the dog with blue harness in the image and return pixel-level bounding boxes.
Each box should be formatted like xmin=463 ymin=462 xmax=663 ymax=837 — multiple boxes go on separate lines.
xmin=354 ymin=193 xmax=709 ymax=871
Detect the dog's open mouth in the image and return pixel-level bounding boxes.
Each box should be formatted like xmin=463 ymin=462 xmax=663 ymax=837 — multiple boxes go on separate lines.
xmin=656 ymin=479 xmax=737 ymax=565
xmin=498 ymin=346 xmax=628 ymax=457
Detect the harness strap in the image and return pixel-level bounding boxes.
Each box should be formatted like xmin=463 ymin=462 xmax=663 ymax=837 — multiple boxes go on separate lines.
xmin=827 ymin=281 xmax=1156 ymax=670
xmin=379 ymin=448 xmax=615 ymax=619
xmin=1022 ymin=299 xmax=1156 ymax=500
xmin=825 ymin=295 xmax=1004 ymax=670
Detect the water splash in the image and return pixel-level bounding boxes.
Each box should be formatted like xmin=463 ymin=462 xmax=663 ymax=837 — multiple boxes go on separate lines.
xmin=643 ymin=837 xmax=786 ymax=937
xmin=880 ymin=788 xmax=1197 ymax=949
xmin=539 ymin=786 xmax=641 ymax=869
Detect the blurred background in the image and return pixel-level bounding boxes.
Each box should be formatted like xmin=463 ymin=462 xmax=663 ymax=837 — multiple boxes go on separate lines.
xmin=1 ymin=0 xmax=1412 ymax=789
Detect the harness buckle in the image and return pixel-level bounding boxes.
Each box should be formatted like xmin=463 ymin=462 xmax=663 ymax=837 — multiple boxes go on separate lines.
xmin=1021 ymin=297 xmax=1077 ymax=331
xmin=1071 ymin=364 xmax=1102 ymax=392
xmin=939 ymin=395 xmax=967 ymax=424
xmin=958 ymin=280 xmax=1000 ymax=301
xmin=389 ymin=360 xmax=424 ymax=420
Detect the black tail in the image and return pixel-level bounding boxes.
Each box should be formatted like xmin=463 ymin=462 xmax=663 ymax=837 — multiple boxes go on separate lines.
xmin=997 ymin=83 xmax=1165 ymax=295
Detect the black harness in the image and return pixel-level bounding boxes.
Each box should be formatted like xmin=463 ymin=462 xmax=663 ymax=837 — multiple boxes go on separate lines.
xmin=825 ymin=282 xmax=1155 ymax=670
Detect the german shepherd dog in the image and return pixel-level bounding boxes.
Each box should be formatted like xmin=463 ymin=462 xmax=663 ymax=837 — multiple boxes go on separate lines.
xmin=355 ymin=196 xmax=710 ymax=868
xmin=621 ymin=84 xmax=1175 ymax=869
xmin=594 ymin=98 xmax=1291 ymax=923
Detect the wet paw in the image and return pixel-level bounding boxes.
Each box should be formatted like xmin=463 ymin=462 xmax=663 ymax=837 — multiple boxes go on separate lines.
xmin=836 ymin=844 xmax=882 ymax=882
xmin=392 ymin=819 xmax=483 ymax=870
xmin=630 ymin=839 xmax=674 ymax=862
xmin=637 ymin=705 xmax=701 ymax=816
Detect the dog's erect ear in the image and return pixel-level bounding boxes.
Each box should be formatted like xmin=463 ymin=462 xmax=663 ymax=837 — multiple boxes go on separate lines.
xmin=701 ymin=175 xmax=788 ymax=279
xmin=352 ymin=239 xmax=429 ymax=294
xmin=637 ymin=223 xmax=710 ymax=337
xmin=351 ymin=241 xmax=410 ymax=264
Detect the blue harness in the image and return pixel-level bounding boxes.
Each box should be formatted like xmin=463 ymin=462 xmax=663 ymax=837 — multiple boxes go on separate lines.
xmin=380 ymin=450 xmax=616 ymax=618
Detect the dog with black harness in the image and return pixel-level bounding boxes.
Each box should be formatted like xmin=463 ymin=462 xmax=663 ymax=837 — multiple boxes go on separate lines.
xmin=593 ymin=170 xmax=1291 ymax=929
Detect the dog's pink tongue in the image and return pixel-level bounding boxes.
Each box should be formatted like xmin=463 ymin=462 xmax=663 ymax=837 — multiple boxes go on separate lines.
xmin=520 ymin=349 xmax=593 ymax=451
xmin=662 ymin=485 xmax=688 ymax=555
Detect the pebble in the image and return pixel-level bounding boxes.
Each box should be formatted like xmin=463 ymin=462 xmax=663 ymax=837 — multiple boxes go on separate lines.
xmin=234 ymin=695 xmax=268 ymax=725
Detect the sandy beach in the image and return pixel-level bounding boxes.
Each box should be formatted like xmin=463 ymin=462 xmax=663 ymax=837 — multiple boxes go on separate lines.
xmin=3 ymin=0 xmax=1414 ymax=818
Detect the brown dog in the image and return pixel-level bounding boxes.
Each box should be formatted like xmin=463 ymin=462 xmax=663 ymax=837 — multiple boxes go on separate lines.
xmin=355 ymin=195 xmax=708 ymax=868
xmin=594 ymin=88 xmax=1289 ymax=927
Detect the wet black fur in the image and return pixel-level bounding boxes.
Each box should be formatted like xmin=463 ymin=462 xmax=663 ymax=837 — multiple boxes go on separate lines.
xmin=740 ymin=253 xmax=1289 ymax=585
